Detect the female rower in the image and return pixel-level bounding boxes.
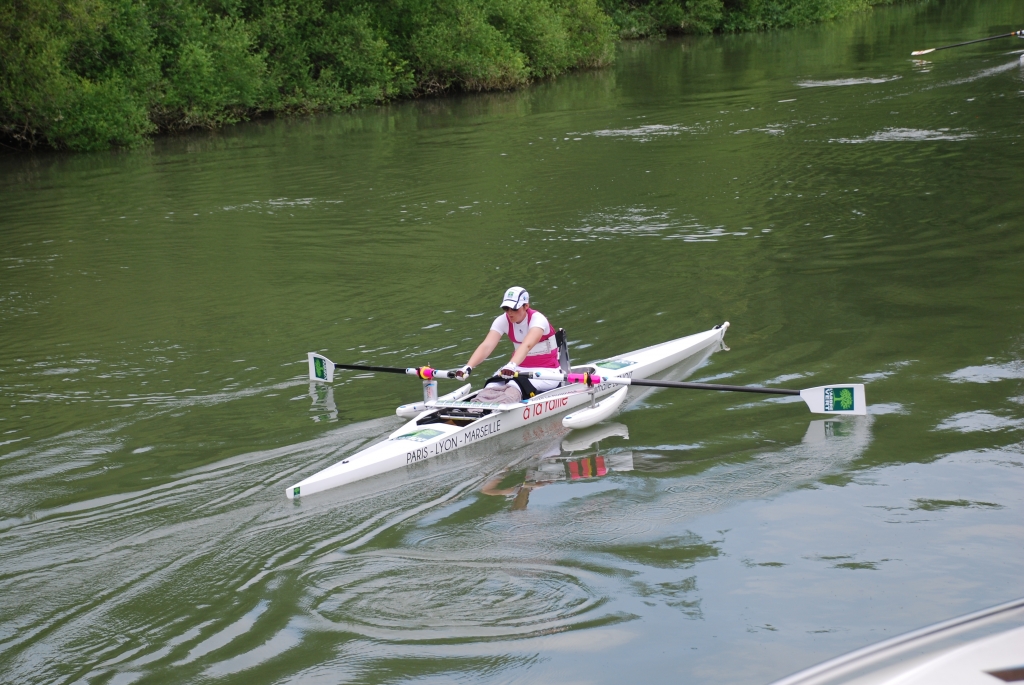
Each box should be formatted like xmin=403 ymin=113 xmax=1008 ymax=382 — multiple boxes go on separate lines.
xmin=455 ymin=286 xmax=561 ymax=403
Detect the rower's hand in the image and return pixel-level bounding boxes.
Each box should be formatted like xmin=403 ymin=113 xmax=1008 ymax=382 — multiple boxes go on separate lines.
xmin=499 ymin=362 xmax=519 ymax=378
xmin=454 ymin=365 xmax=472 ymax=380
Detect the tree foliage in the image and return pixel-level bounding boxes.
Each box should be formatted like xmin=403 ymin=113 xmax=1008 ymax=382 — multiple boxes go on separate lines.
xmin=0 ymin=0 xmax=891 ymax=151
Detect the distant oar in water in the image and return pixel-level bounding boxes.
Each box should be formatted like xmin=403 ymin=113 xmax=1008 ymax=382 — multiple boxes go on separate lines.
xmin=911 ymin=29 xmax=1023 ymax=56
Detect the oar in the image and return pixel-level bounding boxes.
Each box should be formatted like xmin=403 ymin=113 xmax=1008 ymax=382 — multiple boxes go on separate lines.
xmin=911 ymin=29 xmax=1023 ymax=56
xmin=307 ymin=352 xmax=457 ymax=383
xmin=609 ymin=378 xmax=866 ymax=415
xmin=333 ymin=363 xmax=412 ymax=375
xmin=523 ymin=370 xmax=867 ymax=416
xmin=611 ymin=379 xmax=801 ymax=395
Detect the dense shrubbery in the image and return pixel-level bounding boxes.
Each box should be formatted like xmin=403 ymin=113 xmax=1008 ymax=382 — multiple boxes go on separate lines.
xmin=0 ymin=0 xmax=890 ymax=151
xmin=599 ymin=0 xmax=886 ymax=36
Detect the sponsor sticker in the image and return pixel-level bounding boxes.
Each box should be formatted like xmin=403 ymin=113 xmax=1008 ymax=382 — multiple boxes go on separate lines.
xmin=313 ymin=357 xmax=328 ymax=380
xmin=595 ymin=360 xmax=635 ymax=370
xmin=397 ymin=428 xmax=445 ymax=442
xmin=522 ymin=395 xmax=570 ymax=420
xmin=824 ymin=387 xmax=855 ymax=411
xmin=406 ymin=419 xmax=501 ymax=464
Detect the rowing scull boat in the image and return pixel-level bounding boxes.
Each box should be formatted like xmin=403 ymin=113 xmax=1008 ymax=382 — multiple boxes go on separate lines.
xmin=289 ymin=321 xmax=868 ymax=499
xmin=287 ymin=322 xmax=732 ymax=498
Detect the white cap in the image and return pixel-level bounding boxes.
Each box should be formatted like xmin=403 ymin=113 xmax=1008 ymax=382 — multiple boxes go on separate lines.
xmin=500 ymin=286 xmax=529 ymax=309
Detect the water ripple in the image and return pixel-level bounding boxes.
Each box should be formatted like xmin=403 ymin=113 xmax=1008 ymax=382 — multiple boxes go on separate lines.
xmin=572 ymin=123 xmax=709 ymax=141
xmin=307 ymin=553 xmax=614 ymax=640
xmin=797 ymin=75 xmax=901 ymax=87
xmin=831 ymin=128 xmax=975 ymax=143
xmin=944 ymin=361 xmax=1024 ymax=383
xmin=935 ymin=411 xmax=1024 ymax=433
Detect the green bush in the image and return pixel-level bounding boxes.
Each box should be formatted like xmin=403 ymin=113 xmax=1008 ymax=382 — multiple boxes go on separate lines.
xmin=254 ymin=1 xmax=412 ymax=112
xmin=599 ymin=0 xmax=724 ymax=38
xmin=411 ymin=1 xmax=532 ymax=91
xmin=720 ymin=0 xmax=875 ymax=31
xmin=0 ymin=0 xmax=895 ymax=151
xmin=48 ymin=75 xmax=154 ymax=149
xmin=0 ymin=0 xmax=155 ymax=149
xmin=599 ymin=0 xmax=883 ymax=37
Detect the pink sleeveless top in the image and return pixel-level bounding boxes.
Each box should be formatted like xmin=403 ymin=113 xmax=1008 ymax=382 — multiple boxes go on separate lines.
xmin=505 ymin=308 xmax=559 ymax=369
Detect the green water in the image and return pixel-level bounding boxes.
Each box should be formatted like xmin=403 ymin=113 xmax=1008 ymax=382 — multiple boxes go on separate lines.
xmin=3 ymin=1 xmax=1024 ymax=682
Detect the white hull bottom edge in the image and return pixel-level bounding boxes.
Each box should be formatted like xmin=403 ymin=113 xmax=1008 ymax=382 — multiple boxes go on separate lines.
xmin=287 ymin=323 xmax=729 ymax=499
xmin=768 ymin=597 xmax=1024 ymax=685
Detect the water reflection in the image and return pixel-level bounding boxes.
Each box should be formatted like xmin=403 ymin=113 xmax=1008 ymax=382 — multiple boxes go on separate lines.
xmin=309 ymin=382 xmax=338 ymax=422
xmin=482 ymin=422 xmax=633 ymax=510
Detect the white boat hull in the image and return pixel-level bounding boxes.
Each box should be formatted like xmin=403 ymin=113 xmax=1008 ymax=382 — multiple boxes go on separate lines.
xmin=562 ymin=386 xmax=629 ymax=429
xmin=287 ymin=323 xmax=729 ymax=498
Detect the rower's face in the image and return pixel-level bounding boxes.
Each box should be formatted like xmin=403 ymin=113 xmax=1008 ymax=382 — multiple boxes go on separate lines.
xmin=507 ymin=307 xmax=528 ymax=323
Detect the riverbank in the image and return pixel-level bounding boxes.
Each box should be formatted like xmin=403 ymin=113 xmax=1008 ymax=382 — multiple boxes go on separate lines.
xmin=1 ymin=0 xmax=898 ymax=152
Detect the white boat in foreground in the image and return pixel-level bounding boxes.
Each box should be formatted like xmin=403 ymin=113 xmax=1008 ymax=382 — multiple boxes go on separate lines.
xmin=287 ymin=323 xmax=732 ymax=498
xmin=769 ymin=597 xmax=1024 ymax=685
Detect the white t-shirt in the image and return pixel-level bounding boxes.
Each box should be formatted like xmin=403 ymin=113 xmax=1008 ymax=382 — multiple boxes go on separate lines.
xmin=490 ymin=310 xmax=555 ymax=355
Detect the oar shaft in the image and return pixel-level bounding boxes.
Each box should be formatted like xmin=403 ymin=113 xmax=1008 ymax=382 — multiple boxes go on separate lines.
xmin=621 ymin=378 xmax=801 ymax=395
xmin=913 ymin=29 xmax=1023 ymax=55
xmin=935 ymin=30 xmax=1022 ymax=50
xmin=522 ymin=370 xmax=801 ymax=395
xmin=332 ymin=363 xmax=412 ymax=375
xmin=332 ymin=362 xmax=460 ymax=380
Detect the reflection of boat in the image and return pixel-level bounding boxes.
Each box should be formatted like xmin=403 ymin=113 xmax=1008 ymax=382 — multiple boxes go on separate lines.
xmin=526 ymin=451 xmax=634 ymax=484
xmin=769 ymin=597 xmax=1024 ymax=685
xmin=483 ymin=437 xmax=633 ymax=510
xmin=287 ymin=324 xmax=729 ymax=498
xmin=561 ymin=421 xmax=629 ymax=452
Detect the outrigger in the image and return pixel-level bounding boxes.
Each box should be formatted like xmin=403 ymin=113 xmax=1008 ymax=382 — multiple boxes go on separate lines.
xmin=288 ymin=322 xmax=866 ymax=499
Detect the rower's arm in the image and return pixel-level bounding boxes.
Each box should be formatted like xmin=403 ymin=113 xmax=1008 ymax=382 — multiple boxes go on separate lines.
xmin=467 ymin=329 xmax=502 ymax=368
xmin=509 ymin=326 xmax=544 ymax=365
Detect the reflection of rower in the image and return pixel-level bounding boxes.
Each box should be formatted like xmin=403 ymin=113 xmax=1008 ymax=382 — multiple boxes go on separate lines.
xmin=482 ymin=452 xmax=634 ymax=510
xmin=482 ymin=424 xmax=632 ymax=510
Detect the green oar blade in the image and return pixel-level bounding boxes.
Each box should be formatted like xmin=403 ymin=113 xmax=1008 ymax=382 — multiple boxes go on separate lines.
xmin=308 ymin=352 xmax=335 ymax=383
xmin=799 ymin=384 xmax=867 ymax=416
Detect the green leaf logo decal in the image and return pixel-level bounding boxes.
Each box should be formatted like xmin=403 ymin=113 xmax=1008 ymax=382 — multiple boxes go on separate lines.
xmin=313 ymin=357 xmax=327 ymax=380
xmin=825 ymin=387 xmax=854 ymax=411
xmin=596 ymin=360 xmax=636 ymax=370
xmin=398 ymin=428 xmax=444 ymax=442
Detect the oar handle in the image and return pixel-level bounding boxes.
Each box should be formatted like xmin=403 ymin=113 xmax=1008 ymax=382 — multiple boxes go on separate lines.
xmin=513 ymin=370 xmax=603 ymax=385
xmin=408 ymin=366 xmax=462 ymax=380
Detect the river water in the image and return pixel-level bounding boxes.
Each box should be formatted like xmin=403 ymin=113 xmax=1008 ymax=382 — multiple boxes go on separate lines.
xmin=3 ymin=1 xmax=1024 ymax=683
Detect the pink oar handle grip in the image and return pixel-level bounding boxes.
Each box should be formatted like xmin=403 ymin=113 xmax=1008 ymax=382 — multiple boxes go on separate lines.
xmin=565 ymin=373 xmax=604 ymax=385
xmin=408 ymin=367 xmax=461 ymax=380
xmin=407 ymin=366 xmax=437 ymax=379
